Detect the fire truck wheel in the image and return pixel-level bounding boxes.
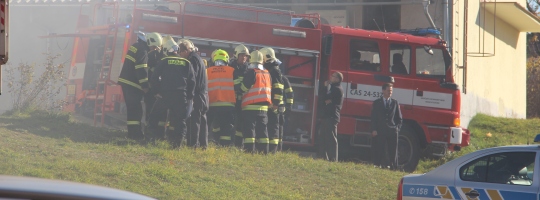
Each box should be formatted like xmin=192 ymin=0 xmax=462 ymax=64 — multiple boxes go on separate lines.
xmin=397 ymin=127 xmax=420 ymax=172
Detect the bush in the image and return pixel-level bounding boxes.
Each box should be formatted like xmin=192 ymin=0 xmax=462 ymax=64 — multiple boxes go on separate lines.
xmin=4 ymin=53 xmax=67 ymax=114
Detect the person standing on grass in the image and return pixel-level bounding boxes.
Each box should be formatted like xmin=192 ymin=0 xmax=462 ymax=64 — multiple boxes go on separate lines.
xmin=318 ymin=71 xmax=343 ymax=162
xmin=371 ymin=83 xmax=402 ymax=170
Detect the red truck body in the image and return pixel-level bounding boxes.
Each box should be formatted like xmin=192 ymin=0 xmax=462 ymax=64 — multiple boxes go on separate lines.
xmin=61 ymin=1 xmax=470 ymax=171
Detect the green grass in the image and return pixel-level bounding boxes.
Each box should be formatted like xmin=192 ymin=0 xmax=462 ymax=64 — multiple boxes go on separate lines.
xmin=1 ymin=111 xmax=537 ymax=199
xmin=0 ymin=111 xmax=407 ymax=199
xmin=416 ymin=114 xmax=540 ymax=172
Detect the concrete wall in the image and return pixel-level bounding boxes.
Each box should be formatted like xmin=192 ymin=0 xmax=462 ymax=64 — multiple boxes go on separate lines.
xmin=452 ymin=0 xmax=527 ymax=127
xmin=0 ymin=6 xmax=78 ymax=114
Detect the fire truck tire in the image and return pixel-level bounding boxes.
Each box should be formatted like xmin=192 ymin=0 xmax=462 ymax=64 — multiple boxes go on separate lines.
xmin=398 ymin=127 xmax=421 ymax=172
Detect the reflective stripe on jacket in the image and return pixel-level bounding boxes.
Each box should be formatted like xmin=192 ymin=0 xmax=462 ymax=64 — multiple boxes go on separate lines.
xmin=241 ymin=69 xmax=271 ymax=109
xmin=207 ymin=65 xmax=235 ymax=107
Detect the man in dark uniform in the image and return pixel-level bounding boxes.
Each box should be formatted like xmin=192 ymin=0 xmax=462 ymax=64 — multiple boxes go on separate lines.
xmin=371 ymin=83 xmax=403 ymax=170
xmin=318 ymin=71 xmax=344 ymax=162
xmin=260 ymin=47 xmax=284 ymax=153
xmin=144 ymin=35 xmax=168 ymax=140
xmin=118 ymin=32 xmax=162 ymax=140
xmin=231 ymin=44 xmax=250 ymax=148
xmin=150 ymin=39 xmax=195 ymax=148
xmin=178 ymin=39 xmax=209 ymax=149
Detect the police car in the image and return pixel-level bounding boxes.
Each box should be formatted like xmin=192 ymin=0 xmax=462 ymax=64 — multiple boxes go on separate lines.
xmin=397 ymin=135 xmax=540 ymax=200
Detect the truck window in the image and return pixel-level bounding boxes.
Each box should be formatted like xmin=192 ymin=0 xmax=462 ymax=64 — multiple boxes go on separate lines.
xmin=416 ymin=47 xmax=446 ymax=77
xmin=390 ymin=44 xmax=410 ymax=75
xmin=350 ymin=39 xmax=380 ymax=72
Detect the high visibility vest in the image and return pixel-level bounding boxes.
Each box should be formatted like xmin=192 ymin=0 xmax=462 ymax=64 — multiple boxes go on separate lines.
xmin=242 ymin=69 xmax=272 ymax=109
xmin=207 ymin=65 xmax=236 ymax=107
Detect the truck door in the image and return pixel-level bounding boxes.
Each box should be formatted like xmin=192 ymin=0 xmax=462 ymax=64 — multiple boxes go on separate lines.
xmin=453 ymin=151 xmax=538 ymax=200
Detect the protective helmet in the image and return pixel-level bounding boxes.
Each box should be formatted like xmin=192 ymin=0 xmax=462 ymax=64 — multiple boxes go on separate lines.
xmin=161 ymin=35 xmax=174 ymax=53
xmin=259 ymin=47 xmax=276 ymax=63
xmin=249 ymin=50 xmax=264 ymax=64
xmin=234 ymin=44 xmax=250 ymax=58
xmin=163 ymin=39 xmax=179 ymax=53
xmin=212 ymin=49 xmax=229 ymax=63
xmin=136 ymin=31 xmax=146 ymax=42
xmin=145 ymin=32 xmax=163 ymax=48
xmin=177 ymin=38 xmax=196 ymax=52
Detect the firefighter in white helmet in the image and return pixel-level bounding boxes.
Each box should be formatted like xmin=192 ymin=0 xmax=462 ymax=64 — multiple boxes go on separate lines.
xmin=206 ymin=49 xmax=236 ymax=146
xmin=145 ymin=35 xmax=168 ymax=140
xmin=239 ymin=50 xmax=272 ymax=154
xmin=178 ymin=38 xmax=209 ymax=150
xmin=231 ymin=44 xmax=250 ymax=148
xmin=118 ymin=31 xmax=162 ymax=140
xmin=259 ymin=47 xmax=285 ymax=153
xmin=149 ymin=39 xmax=196 ymax=148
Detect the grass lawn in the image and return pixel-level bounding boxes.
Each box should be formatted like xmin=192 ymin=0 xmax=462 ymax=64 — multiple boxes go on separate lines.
xmin=0 ymin=111 xmax=535 ymax=199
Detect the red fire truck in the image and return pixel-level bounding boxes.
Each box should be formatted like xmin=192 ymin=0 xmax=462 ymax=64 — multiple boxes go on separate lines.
xmin=60 ymin=1 xmax=469 ymax=172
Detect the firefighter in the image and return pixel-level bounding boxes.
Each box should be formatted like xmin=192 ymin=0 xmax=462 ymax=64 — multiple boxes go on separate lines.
xmin=146 ymin=35 xmax=174 ymax=140
xmin=118 ymin=31 xmax=162 ymax=140
xmin=240 ymin=50 xmax=272 ymax=154
xmin=177 ymin=39 xmax=209 ymax=149
xmin=206 ymin=49 xmax=236 ymax=146
xmin=150 ymin=39 xmax=195 ymax=148
xmin=231 ymin=44 xmax=250 ymax=148
xmin=259 ymin=47 xmax=284 ymax=153
xmin=280 ymin=75 xmax=294 ymax=151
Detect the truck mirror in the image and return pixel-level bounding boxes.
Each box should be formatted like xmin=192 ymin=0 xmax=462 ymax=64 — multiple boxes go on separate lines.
xmin=424 ymin=45 xmax=434 ymax=55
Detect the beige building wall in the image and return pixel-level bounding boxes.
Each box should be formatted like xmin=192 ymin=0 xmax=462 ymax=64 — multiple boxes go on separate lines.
xmin=452 ymin=0 xmax=527 ymax=127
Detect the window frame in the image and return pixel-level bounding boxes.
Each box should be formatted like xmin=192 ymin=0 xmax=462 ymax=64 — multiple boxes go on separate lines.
xmin=389 ymin=43 xmax=411 ymax=75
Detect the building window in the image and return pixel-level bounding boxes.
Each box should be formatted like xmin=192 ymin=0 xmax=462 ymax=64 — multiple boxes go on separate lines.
xmin=350 ymin=39 xmax=380 ymax=71
xmin=362 ymin=0 xmax=401 ymax=31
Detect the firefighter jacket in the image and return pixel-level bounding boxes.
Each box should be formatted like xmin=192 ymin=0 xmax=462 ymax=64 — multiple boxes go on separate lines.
xmin=241 ymin=68 xmax=272 ymax=110
xmin=263 ymin=62 xmax=285 ymax=106
xmin=207 ymin=65 xmax=236 ymax=107
xmin=150 ymin=56 xmax=196 ymax=100
xmin=118 ymin=40 xmax=150 ymax=90
xmin=282 ymin=76 xmax=294 ymax=109
xmin=147 ymin=49 xmax=164 ymax=95
xmin=230 ymin=59 xmax=249 ymax=101
xmin=187 ymin=51 xmax=208 ymax=96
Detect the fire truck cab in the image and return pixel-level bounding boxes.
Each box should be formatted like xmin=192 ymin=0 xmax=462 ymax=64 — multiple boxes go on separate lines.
xmin=62 ymin=1 xmax=470 ymax=172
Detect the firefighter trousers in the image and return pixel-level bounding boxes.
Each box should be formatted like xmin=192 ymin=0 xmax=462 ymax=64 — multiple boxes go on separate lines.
xmin=121 ymin=84 xmax=144 ymax=140
xmin=144 ymin=88 xmax=157 ymax=124
xmin=242 ymin=110 xmax=269 ymax=154
xmin=278 ymin=108 xmax=286 ymax=151
xmin=267 ymin=108 xmax=283 ymax=154
xmin=207 ymin=107 xmax=235 ymax=146
xmin=234 ymin=101 xmax=243 ymax=148
xmin=160 ymin=90 xmax=190 ymax=148
xmin=188 ymin=93 xmax=209 ymax=149
xmin=147 ymin=97 xmax=168 ymax=141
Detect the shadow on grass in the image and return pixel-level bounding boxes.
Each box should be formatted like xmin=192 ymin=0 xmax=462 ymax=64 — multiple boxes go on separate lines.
xmin=0 ymin=110 xmax=140 ymax=146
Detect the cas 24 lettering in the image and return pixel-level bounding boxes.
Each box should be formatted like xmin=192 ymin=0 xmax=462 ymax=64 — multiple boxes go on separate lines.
xmin=350 ymin=89 xmax=382 ymax=98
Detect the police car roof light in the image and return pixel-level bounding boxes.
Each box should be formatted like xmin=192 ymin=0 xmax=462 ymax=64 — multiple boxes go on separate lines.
xmin=533 ymin=134 xmax=540 ymax=143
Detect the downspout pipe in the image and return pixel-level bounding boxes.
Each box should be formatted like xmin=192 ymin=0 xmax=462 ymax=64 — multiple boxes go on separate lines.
xmin=444 ymin=0 xmax=452 ymax=53
xmin=423 ymin=0 xmax=442 ymax=39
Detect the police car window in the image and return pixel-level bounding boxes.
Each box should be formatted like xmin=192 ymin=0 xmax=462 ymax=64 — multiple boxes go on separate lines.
xmin=459 ymin=152 xmax=535 ymax=186
xmin=416 ymin=47 xmax=446 ymax=77
xmin=349 ymin=39 xmax=380 ymax=71
xmin=390 ymin=44 xmax=410 ymax=75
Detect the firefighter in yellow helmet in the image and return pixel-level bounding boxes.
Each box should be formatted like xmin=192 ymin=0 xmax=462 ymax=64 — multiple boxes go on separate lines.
xmin=149 ymin=39 xmax=196 ymax=148
xmin=259 ymin=47 xmax=285 ymax=153
xmin=118 ymin=31 xmax=162 ymax=140
xmin=178 ymin=38 xmax=209 ymax=150
xmin=239 ymin=50 xmax=272 ymax=154
xmin=206 ymin=49 xmax=236 ymax=146
xmin=231 ymin=44 xmax=250 ymax=148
